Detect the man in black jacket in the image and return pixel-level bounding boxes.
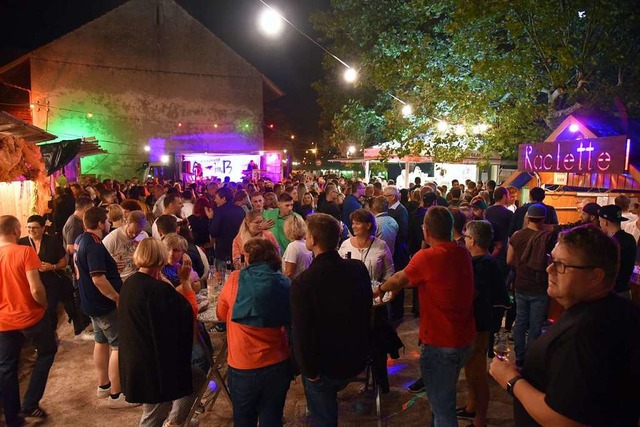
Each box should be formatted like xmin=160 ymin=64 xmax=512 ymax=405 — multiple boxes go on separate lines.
xmin=291 ymin=213 xmax=372 ymax=427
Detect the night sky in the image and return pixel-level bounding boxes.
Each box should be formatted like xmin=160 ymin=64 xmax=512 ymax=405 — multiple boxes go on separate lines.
xmin=0 ymin=0 xmax=329 ymax=141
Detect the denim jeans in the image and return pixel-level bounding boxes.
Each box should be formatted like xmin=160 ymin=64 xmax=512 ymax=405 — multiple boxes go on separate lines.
xmin=513 ymin=291 xmax=549 ymax=365
xmin=0 ymin=316 xmax=58 ymax=427
xmin=227 ymin=359 xmax=291 ymax=427
xmin=420 ymin=343 xmax=473 ymax=427
xmin=302 ymin=375 xmax=351 ymax=427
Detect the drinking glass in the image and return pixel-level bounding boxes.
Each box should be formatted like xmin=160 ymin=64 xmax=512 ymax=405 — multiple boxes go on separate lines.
xmin=493 ymin=331 xmax=511 ymax=361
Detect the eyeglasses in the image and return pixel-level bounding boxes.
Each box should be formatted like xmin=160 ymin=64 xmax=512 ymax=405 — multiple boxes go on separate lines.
xmin=546 ymin=254 xmax=596 ymax=274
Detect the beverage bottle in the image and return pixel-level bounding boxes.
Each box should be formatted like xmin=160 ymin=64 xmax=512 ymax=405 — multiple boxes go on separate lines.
xmin=226 ymin=256 xmax=233 ymax=272
xmin=206 ymin=268 xmax=216 ymax=303
xmin=345 ymin=251 xmax=351 ymax=259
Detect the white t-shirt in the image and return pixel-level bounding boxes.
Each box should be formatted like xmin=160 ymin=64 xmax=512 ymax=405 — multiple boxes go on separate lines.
xmin=282 ymin=239 xmax=313 ymax=279
xmin=623 ymin=219 xmax=640 ymax=243
xmin=103 ymin=226 xmax=149 ymax=281
xmin=183 ymin=202 xmax=194 ymax=218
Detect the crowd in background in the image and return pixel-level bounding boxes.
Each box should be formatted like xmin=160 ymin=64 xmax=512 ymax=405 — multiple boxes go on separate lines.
xmin=1 ymin=170 xmax=639 ymax=427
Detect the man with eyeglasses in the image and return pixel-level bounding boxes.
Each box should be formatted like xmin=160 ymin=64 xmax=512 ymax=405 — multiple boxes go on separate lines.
xmin=507 ymin=204 xmax=555 ymax=367
xmin=491 ymin=224 xmax=640 ymax=426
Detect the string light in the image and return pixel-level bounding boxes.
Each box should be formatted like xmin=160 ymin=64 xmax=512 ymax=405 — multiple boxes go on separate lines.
xmin=454 ymin=124 xmax=466 ymax=136
xmin=343 ymin=68 xmax=358 ymax=83
xmin=437 ymin=120 xmax=448 ymax=132
xmin=144 ymin=145 xmax=151 ymax=152
xmin=86 ymin=112 xmax=94 ymax=118
xmin=401 ymin=104 xmax=413 ymax=118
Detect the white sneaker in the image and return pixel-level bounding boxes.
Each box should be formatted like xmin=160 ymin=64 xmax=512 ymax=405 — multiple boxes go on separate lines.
xmin=107 ymin=394 xmax=141 ymax=409
xmin=97 ymin=386 xmax=110 ymax=399
xmin=74 ymin=330 xmax=95 ymax=342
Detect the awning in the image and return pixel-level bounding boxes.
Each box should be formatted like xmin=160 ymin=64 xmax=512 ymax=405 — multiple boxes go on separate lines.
xmin=0 ymin=111 xmax=56 ymax=144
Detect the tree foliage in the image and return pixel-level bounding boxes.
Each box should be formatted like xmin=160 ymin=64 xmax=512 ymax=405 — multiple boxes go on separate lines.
xmin=312 ymin=0 xmax=640 ymax=161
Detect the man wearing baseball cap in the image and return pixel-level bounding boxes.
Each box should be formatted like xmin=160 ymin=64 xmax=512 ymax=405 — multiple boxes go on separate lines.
xmin=599 ymin=205 xmax=636 ymax=299
xmin=580 ymin=203 xmax=601 ymax=226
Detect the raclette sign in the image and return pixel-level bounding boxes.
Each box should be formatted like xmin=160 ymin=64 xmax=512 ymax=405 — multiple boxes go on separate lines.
xmin=518 ymin=136 xmax=629 ymax=174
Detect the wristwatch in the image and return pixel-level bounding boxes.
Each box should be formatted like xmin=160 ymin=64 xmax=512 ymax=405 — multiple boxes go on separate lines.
xmin=507 ymin=375 xmax=524 ymax=396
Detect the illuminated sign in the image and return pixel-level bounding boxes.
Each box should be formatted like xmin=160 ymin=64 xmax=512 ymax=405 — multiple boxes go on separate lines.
xmin=182 ymin=153 xmax=260 ymax=182
xmin=517 ymin=136 xmax=629 ymax=174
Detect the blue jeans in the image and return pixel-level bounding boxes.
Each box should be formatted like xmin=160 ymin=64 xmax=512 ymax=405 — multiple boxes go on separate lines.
xmin=302 ymin=375 xmax=351 ymax=427
xmin=227 ymin=359 xmax=291 ymax=427
xmin=513 ymin=291 xmax=549 ymax=365
xmin=420 ymin=343 xmax=473 ymax=427
xmin=0 ymin=316 xmax=58 ymax=426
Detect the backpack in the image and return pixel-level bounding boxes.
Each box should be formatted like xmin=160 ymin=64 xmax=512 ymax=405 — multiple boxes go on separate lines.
xmin=520 ymin=229 xmax=553 ymax=272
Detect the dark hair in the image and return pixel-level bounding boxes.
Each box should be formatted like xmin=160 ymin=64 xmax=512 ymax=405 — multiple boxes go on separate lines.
xmin=350 ymin=208 xmax=377 ymax=236
xmin=448 ymin=207 xmax=467 ymax=235
xmin=182 ymin=190 xmax=193 ymax=200
xmin=487 ymin=180 xmax=497 ymax=190
xmin=84 ymin=207 xmax=107 ymax=230
xmin=121 ymin=199 xmax=143 ymax=212
xmin=75 ymin=196 xmax=94 ymax=210
xmin=156 ymin=215 xmax=178 ymax=235
xmin=278 ymin=192 xmax=294 ymax=203
xmin=351 ymin=181 xmax=364 ymax=193
xmin=558 ymin=224 xmax=619 ymax=285
xmin=424 ymin=206 xmax=453 ymax=241
xmin=244 ymin=238 xmax=282 ymax=270
xmin=216 ymin=187 xmax=234 ymax=202
xmin=306 ymin=213 xmax=340 ymax=251
xmin=529 ymin=187 xmax=546 ymax=203
xmin=233 ymin=190 xmax=248 ymax=203
xmin=465 ymin=220 xmax=493 ymax=250
xmin=163 ymin=193 xmax=182 ymax=209
xmin=450 ymin=187 xmax=462 ymax=199
xmin=27 ymin=215 xmax=46 ymax=226
xmin=193 ymin=197 xmax=211 ymax=217
xmin=493 ymin=187 xmax=508 ymax=202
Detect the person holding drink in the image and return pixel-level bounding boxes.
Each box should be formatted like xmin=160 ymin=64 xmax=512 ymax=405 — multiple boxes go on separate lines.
xmin=490 ymin=225 xmax=640 ymax=426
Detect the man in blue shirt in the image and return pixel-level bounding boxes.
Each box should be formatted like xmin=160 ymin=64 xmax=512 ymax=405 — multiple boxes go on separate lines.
xmin=74 ymin=207 xmax=138 ymax=409
xmin=209 ymin=187 xmax=245 ymax=267
xmin=342 ymin=181 xmax=366 ymax=234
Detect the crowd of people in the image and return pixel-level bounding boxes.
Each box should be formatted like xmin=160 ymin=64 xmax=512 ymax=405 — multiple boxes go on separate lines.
xmin=1 ymin=172 xmax=639 ymax=427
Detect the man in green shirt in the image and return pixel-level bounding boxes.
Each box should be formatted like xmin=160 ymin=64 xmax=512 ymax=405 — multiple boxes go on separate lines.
xmin=263 ymin=193 xmax=301 ymax=252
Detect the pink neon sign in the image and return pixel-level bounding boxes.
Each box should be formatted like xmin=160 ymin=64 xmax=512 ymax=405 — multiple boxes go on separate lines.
xmin=517 ymin=136 xmax=629 ymax=174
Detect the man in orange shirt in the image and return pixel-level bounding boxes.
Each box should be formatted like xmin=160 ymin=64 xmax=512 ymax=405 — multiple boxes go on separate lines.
xmin=0 ymin=215 xmax=57 ymax=426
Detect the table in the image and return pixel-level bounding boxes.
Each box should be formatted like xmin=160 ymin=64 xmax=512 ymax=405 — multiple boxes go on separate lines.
xmin=189 ymin=304 xmax=232 ymax=418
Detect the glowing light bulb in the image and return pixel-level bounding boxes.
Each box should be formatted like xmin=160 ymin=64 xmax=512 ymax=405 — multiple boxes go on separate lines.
xmin=143 ymin=145 xmax=151 ymax=152
xmin=478 ymin=123 xmax=489 ymax=133
xmin=178 ymin=122 xmax=182 ymax=127
xmin=348 ymin=146 xmax=356 ymax=154
xmin=343 ymin=68 xmax=358 ymax=83
xmin=87 ymin=112 xmax=94 ymax=118
xmin=569 ymin=123 xmax=580 ymax=133
xmin=259 ymin=8 xmax=284 ymax=36
xmin=436 ymin=121 xmax=448 ymax=132
xmin=213 ymin=123 xmax=218 ymax=129
xmin=401 ymin=104 xmax=413 ymax=118
xmin=455 ymin=125 xmax=466 ymax=136
xmin=161 ymin=155 xmax=169 ymax=163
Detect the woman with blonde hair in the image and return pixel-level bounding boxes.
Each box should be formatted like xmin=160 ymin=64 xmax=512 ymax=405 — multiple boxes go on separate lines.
xmin=232 ymin=210 xmax=279 ymax=264
xmin=160 ymin=233 xmax=199 ymax=290
xmin=282 ymin=215 xmax=313 ymax=279
xmin=106 ymin=204 xmax=125 ymax=229
xmin=119 ymin=238 xmax=205 ymax=427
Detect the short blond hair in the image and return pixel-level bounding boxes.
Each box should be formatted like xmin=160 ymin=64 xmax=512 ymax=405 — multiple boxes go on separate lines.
xmin=133 ymin=238 xmax=168 ymax=268
xmin=284 ymin=215 xmax=306 ymax=241
xmin=107 ymin=204 xmax=124 ymax=222
xmin=162 ymin=233 xmax=188 ymax=252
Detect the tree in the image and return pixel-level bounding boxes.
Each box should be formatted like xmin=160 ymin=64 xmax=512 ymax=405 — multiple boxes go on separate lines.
xmin=312 ymin=0 xmax=640 ymax=161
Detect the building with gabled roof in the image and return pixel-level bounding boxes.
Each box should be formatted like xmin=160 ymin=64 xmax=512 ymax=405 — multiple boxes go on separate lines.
xmin=0 ymin=0 xmax=283 ymax=180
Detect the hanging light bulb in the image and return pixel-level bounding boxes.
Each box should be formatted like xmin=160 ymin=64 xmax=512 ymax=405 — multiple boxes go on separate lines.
xmin=455 ymin=124 xmax=466 ymax=136
xmin=143 ymin=145 xmax=151 ymax=152
xmin=436 ymin=120 xmax=448 ymax=132
xmin=258 ymin=8 xmax=284 ymax=36
xmin=401 ymin=104 xmax=413 ymax=118
xmin=343 ymin=68 xmax=358 ymax=83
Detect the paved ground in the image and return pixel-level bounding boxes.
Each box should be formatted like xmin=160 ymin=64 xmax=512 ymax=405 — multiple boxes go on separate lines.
xmin=11 ymin=309 xmax=516 ymax=426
